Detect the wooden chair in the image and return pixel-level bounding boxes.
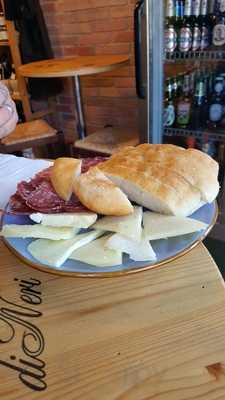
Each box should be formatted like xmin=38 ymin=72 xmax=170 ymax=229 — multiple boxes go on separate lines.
xmin=0 ymin=119 xmax=64 ymax=157
xmin=0 ymin=16 xmax=64 ymax=158
xmin=74 ymin=126 xmax=139 ymax=157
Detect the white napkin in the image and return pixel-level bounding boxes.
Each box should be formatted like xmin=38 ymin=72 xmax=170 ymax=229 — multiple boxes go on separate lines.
xmin=0 ymin=154 xmax=53 ymax=210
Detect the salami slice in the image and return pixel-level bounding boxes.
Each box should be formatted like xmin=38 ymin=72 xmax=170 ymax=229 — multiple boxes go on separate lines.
xmin=9 ymin=194 xmax=32 ymax=214
xmin=17 ymin=181 xmax=35 ymax=201
xmin=26 ymin=181 xmax=65 ymax=211
xmin=9 ymin=157 xmax=108 ymax=214
xmin=81 ymin=157 xmax=107 ymax=173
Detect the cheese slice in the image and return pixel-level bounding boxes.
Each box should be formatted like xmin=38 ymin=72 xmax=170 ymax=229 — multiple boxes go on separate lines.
xmin=28 ymin=230 xmax=103 ymax=268
xmin=70 ymin=235 xmax=122 ymax=267
xmin=30 ymin=212 xmax=97 ymax=228
xmin=92 ymin=206 xmax=143 ymax=241
xmin=1 ymin=224 xmax=78 ymax=240
xmin=106 ymin=234 xmax=156 ymax=262
xmin=143 ymin=212 xmax=208 ymax=240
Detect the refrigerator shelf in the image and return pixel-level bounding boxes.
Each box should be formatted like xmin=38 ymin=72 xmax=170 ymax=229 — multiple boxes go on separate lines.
xmin=165 ymin=50 xmax=225 ymax=63
xmin=164 ymin=127 xmax=225 ymax=142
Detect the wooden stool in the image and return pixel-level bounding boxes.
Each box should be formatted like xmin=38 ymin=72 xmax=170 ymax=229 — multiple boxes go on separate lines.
xmin=74 ymin=127 xmax=139 ymax=156
xmin=18 ymin=56 xmax=139 ymax=156
xmin=0 ymin=119 xmax=63 ymax=156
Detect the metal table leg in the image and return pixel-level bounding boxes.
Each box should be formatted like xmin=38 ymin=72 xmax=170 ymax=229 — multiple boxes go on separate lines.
xmin=73 ymin=76 xmax=86 ymax=140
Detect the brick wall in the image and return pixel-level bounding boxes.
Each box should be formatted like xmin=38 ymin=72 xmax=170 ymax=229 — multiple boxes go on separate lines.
xmin=40 ymin=0 xmax=139 ymax=143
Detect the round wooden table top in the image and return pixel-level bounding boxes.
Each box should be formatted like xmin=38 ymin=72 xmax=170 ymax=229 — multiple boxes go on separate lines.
xmin=19 ymin=55 xmax=130 ymax=78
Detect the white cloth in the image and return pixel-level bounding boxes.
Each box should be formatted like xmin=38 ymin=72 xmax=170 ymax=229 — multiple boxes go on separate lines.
xmin=0 ymin=83 xmax=18 ymax=139
xmin=0 ymin=154 xmax=52 ymax=210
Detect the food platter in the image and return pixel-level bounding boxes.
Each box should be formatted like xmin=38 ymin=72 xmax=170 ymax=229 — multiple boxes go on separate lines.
xmin=1 ymin=201 xmax=218 ymax=278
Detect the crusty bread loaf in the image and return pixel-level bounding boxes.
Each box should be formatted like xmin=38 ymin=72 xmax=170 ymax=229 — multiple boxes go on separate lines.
xmin=73 ymin=167 xmax=133 ymax=216
xmin=51 ymin=158 xmax=82 ymax=201
xmin=120 ymin=145 xmax=219 ymax=203
xmin=98 ymin=144 xmax=219 ymax=217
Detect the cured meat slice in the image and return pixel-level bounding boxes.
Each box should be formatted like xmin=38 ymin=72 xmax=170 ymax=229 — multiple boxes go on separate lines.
xmin=17 ymin=181 xmax=35 ymax=201
xmin=26 ymin=181 xmax=87 ymax=213
xmin=9 ymin=194 xmax=31 ymax=214
xmin=81 ymin=157 xmax=107 ymax=173
xmin=26 ymin=181 xmax=65 ymax=211
xmin=9 ymin=157 xmax=108 ymax=214
xmin=34 ymin=167 xmax=53 ymax=184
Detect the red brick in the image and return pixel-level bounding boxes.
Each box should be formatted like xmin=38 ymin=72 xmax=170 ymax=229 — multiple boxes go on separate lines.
xmin=94 ymin=43 xmax=131 ymax=55
xmin=57 ymin=0 xmax=127 ymax=12
xmin=110 ymin=5 xmax=134 ymax=18
xmin=114 ymin=77 xmax=135 ymax=87
xmin=90 ymin=18 xmax=129 ymax=33
xmin=40 ymin=0 xmax=139 ymax=136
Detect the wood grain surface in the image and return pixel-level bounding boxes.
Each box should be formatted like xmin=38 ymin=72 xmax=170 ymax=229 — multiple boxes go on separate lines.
xmin=75 ymin=127 xmax=139 ymax=155
xmin=1 ymin=240 xmax=225 ymax=399
xmin=18 ymin=56 xmax=129 ymax=78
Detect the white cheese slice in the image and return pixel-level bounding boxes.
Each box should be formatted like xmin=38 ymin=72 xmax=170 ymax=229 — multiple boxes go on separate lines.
xmin=28 ymin=230 xmax=103 ymax=268
xmin=106 ymin=234 xmax=156 ymax=262
xmin=143 ymin=212 xmax=208 ymax=240
xmin=30 ymin=212 xmax=97 ymax=228
xmin=70 ymin=235 xmax=122 ymax=267
xmin=1 ymin=224 xmax=78 ymax=240
xmin=92 ymin=206 xmax=143 ymax=241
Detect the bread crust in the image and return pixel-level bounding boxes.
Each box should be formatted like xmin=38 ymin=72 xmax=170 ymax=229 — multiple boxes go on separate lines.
xmin=51 ymin=158 xmax=82 ymax=201
xmin=99 ymin=144 xmax=219 ymax=216
xmin=73 ymin=167 xmax=133 ymax=216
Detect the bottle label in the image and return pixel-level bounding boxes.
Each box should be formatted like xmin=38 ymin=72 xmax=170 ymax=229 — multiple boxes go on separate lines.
xmin=213 ymin=24 xmax=225 ymax=46
xmin=164 ymin=104 xmax=175 ymax=127
xmin=177 ymin=101 xmax=191 ymax=125
xmin=215 ymin=81 xmax=223 ymax=93
xmin=201 ymin=0 xmax=207 ymax=15
xmin=209 ymin=104 xmax=223 ymax=121
xmin=200 ymin=27 xmax=210 ymax=49
xmin=165 ymin=28 xmax=177 ymax=52
xmin=166 ymin=0 xmax=174 ymax=17
xmin=179 ymin=28 xmax=192 ymax=52
xmin=184 ymin=0 xmax=192 ymax=15
xmin=192 ymin=26 xmax=201 ymax=50
xmin=208 ymin=0 xmax=215 ymax=14
xmin=219 ymin=0 xmax=225 ymax=13
xmin=192 ymin=0 xmax=201 ymax=16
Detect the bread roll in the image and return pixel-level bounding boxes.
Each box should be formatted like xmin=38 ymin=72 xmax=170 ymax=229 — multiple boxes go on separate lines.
xmin=73 ymin=167 xmax=133 ymax=216
xmin=51 ymin=158 xmax=82 ymax=201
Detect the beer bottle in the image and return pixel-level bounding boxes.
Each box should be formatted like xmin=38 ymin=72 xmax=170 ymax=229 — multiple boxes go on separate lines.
xmin=177 ymin=73 xmax=184 ymax=96
xmin=179 ymin=0 xmax=193 ymax=52
xmin=191 ymin=77 xmax=207 ymax=128
xmin=174 ymin=0 xmax=183 ymax=31
xmin=208 ymin=0 xmax=216 ymax=34
xmin=199 ymin=0 xmax=210 ymax=49
xmin=172 ymin=76 xmax=179 ymax=98
xmin=176 ymin=74 xmax=192 ymax=127
xmin=191 ymin=0 xmax=201 ymax=51
xmin=164 ymin=78 xmax=176 ymax=127
xmin=165 ymin=0 xmax=177 ymax=53
xmin=208 ymin=76 xmax=224 ymax=127
xmin=212 ymin=0 xmax=225 ymax=47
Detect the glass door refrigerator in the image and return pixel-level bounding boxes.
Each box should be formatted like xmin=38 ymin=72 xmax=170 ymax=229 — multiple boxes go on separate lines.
xmin=134 ymin=0 xmax=225 ymax=239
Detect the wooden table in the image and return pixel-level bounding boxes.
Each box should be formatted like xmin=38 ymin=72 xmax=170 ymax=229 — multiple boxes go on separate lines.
xmin=19 ymin=56 xmax=129 ymax=141
xmin=1 ymin=238 xmax=225 ymax=399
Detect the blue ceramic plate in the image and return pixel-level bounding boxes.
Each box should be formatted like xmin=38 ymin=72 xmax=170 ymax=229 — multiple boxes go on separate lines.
xmin=1 ymin=202 xmax=218 ymax=278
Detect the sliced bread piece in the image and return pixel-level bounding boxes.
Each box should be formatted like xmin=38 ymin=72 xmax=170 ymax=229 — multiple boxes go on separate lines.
xmin=51 ymin=158 xmax=82 ymax=201
xmin=73 ymin=167 xmax=133 ymax=216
